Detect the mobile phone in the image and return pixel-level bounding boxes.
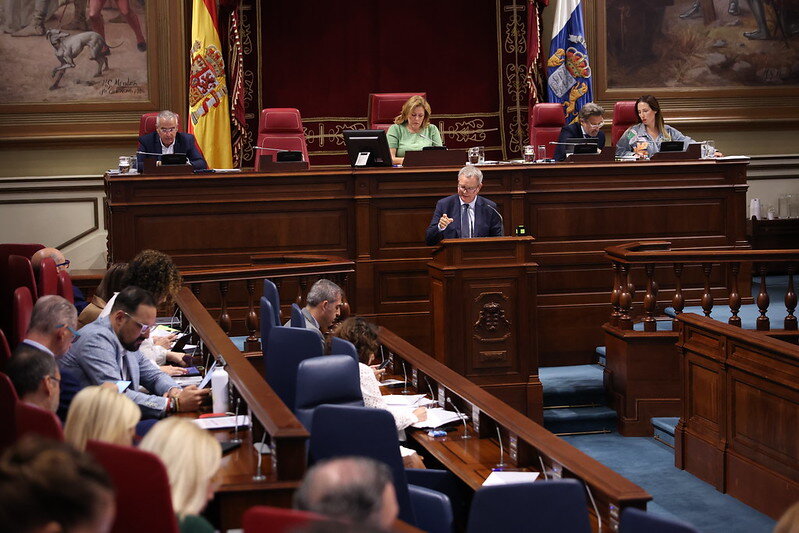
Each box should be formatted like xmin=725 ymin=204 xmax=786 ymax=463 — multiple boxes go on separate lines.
xmin=184 ymin=366 xmax=200 ymax=377
xmin=377 ymin=358 xmax=392 ymax=370
xmin=115 ymin=380 xmax=131 ymax=393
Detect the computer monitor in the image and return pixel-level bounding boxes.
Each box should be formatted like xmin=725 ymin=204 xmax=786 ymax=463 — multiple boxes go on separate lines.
xmin=564 ymin=137 xmax=599 ymax=155
xmin=659 ymin=141 xmax=685 ymax=152
xmin=343 ymin=129 xmax=393 ymax=167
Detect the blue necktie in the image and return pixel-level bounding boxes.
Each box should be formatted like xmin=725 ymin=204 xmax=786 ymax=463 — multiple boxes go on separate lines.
xmin=462 ymin=204 xmax=471 ymax=238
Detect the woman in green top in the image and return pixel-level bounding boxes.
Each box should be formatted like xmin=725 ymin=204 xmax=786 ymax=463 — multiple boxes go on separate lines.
xmin=387 ymin=95 xmax=443 ymax=165
xmin=139 ymin=417 xmax=222 ymax=533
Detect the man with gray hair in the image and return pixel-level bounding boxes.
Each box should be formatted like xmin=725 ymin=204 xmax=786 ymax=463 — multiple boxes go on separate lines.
xmin=554 ymin=102 xmax=606 ymax=161
xmin=136 ymin=110 xmax=207 ymax=172
xmin=425 ymin=165 xmax=504 ymax=246
xmin=286 ymin=279 xmax=343 ymax=341
xmin=294 ymin=457 xmax=399 ymax=531
xmin=16 ymin=295 xmax=79 ymax=358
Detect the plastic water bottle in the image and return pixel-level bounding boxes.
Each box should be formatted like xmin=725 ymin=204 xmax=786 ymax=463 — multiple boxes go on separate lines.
xmin=211 ymin=367 xmax=229 ymax=413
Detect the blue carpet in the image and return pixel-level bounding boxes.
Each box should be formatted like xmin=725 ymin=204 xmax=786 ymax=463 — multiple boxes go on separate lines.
xmin=561 ymin=432 xmax=775 ymax=533
xmin=539 ymin=364 xmax=606 ymax=407
xmin=229 ymin=335 xmax=248 ymax=351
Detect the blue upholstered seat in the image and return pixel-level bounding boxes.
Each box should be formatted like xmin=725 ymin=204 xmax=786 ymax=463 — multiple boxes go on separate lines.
xmin=290 ymin=303 xmax=305 ymax=328
xmin=329 ymin=336 xmax=359 ymax=362
xmin=262 ymin=278 xmax=281 ymax=326
xmin=263 ymin=326 xmax=323 ymax=409
xmin=620 ymin=507 xmax=700 ymax=533
xmin=466 ymin=478 xmax=591 ymax=533
xmin=294 ymin=355 xmax=363 ymax=430
xmin=260 ymin=297 xmax=275 ymax=351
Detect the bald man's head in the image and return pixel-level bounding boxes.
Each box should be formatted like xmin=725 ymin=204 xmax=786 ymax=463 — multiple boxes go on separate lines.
xmin=31 ymin=247 xmax=67 ymax=272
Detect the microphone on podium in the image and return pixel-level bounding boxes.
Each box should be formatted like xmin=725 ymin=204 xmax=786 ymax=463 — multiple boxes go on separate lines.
xmin=486 ymin=203 xmax=504 ymax=232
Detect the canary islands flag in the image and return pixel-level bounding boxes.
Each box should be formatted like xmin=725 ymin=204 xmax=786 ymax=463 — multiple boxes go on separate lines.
xmin=546 ymin=0 xmax=593 ymax=125
xmin=188 ymin=0 xmax=233 ymax=169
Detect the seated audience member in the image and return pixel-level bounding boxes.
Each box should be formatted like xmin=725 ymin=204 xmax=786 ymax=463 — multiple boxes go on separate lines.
xmin=136 ymin=110 xmax=208 ymax=172
xmin=334 ymin=317 xmax=427 ymax=468
xmin=97 ymin=250 xmax=186 ymax=375
xmin=387 ymin=95 xmax=443 ymax=166
xmin=0 ymin=436 xmax=115 ymax=533
xmin=294 ymin=457 xmax=399 ymax=532
xmin=60 ymin=286 xmax=209 ymax=419
xmin=554 ymin=102 xmax=606 ymax=161
xmin=16 ymin=294 xmax=79 ymax=358
xmin=139 ymin=417 xmax=222 ymax=533
xmin=286 ymin=279 xmax=344 ymax=341
xmin=78 ymin=262 xmax=129 ymax=329
xmin=30 ymin=247 xmax=88 ymax=312
xmin=6 ymin=345 xmax=61 ymax=413
xmin=64 ymin=385 xmax=141 ymax=451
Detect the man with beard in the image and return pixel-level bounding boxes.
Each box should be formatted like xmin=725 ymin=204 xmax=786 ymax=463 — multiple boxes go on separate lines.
xmin=59 ymin=286 xmax=208 ymax=419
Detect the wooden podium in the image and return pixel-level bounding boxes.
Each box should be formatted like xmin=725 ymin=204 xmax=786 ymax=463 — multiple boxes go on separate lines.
xmin=427 ymin=236 xmax=542 ymax=422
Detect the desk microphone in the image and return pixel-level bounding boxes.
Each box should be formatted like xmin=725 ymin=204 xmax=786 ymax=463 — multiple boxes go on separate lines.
xmin=424 ymin=376 xmax=437 ymax=402
xmin=401 ymin=362 xmax=411 ymax=395
xmin=136 ymin=150 xmax=187 ymax=156
xmin=417 ymin=132 xmax=444 ymax=147
xmin=495 ymin=424 xmax=508 ymax=469
xmin=486 ymin=204 xmax=504 ymax=233
xmin=230 ymin=397 xmax=242 ymax=444
xmin=252 ymin=429 xmax=267 ymax=482
xmin=446 ymin=397 xmax=472 ymax=440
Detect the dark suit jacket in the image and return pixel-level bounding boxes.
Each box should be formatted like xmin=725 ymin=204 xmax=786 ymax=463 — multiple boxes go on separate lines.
xmin=425 ymin=194 xmax=504 ymax=246
xmin=554 ymin=123 xmax=606 ymax=162
xmin=136 ymin=131 xmax=208 ymax=171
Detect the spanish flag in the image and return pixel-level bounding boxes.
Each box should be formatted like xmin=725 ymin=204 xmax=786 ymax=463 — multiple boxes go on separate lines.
xmin=188 ymin=0 xmax=233 ymax=169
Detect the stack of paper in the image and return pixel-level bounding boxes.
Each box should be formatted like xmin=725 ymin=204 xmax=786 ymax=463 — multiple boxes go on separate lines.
xmin=411 ymin=407 xmax=466 ymax=429
xmin=193 ymin=415 xmax=250 ymax=430
xmin=482 ymin=471 xmax=539 ymax=486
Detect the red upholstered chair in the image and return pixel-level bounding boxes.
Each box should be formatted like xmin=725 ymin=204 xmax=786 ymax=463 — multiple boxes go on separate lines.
xmin=139 ymin=112 xmax=182 ymax=136
xmin=242 ymin=506 xmax=325 ymax=533
xmin=0 ymin=372 xmax=18 ymax=451
xmin=8 ymin=255 xmax=38 ymax=303
xmin=0 ymin=329 xmax=11 ymax=373
xmin=36 ymin=256 xmax=59 ymax=298
xmin=86 ymin=440 xmax=180 ymax=533
xmin=15 ymin=402 xmax=64 ymax=442
xmin=12 ymin=287 xmax=33 ymax=348
xmin=0 ymin=244 xmax=44 ymax=336
xmin=367 ymin=92 xmax=427 ymax=132
xmin=57 ymin=270 xmax=75 ymax=304
xmin=529 ymin=103 xmax=565 ymax=160
xmin=254 ymin=108 xmax=309 ymax=170
xmin=612 ymin=101 xmax=638 ymax=145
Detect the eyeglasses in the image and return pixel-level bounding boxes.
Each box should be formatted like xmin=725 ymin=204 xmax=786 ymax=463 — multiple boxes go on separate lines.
xmin=48 ymin=374 xmax=61 ymax=385
xmin=55 ymin=259 xmax=70 ymax=269
xmin=458 ymin=184 xmax=479 ymax=193
xmin=157 ymin=127 xmax=177 ymax=133
xmin=123 ymin=312 xmax=155 ymax=335
xmin=56 ymin=324 xmax=80 ymax=342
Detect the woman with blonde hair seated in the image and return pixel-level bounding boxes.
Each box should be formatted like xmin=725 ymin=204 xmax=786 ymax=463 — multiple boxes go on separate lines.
xmin=64 ymin=385 xmax=141 ymax=451
xmin=139 ymin=417 xmax=222 ymax=533
xmin=387 ymin=94 xmax=443 ymax=165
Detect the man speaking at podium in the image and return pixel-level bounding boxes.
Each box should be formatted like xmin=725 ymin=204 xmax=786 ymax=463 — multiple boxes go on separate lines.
xmin=425 ymin=165 xmax=504 ymax=246
xmin=136 ymin=110 xmax=208 ymax=172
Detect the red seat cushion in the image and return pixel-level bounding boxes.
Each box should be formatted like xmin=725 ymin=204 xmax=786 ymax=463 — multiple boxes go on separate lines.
xmin=529 ymin=103 xmax=566 ymax=160
xmin=368 ymin=92 xmax=427 ymax=132
xmin=57 ymin=270 xmax=75 ymax=304
xmin=36 ymin=257 xmax=59 ymax=298
xmin=139 ymin=112 xmax=182 ymax=136
xmin=255 ymin=108 xmax=309 ymax=170
xmin=612 ymin=101 xmax=638 ymax=145
xmin=12 ymin=286 xmax=33 ymax=348
xmin=0 ymin=372 xmax=18 ymax=451
xmin=15 ymin=402 xmax=63 ymax=442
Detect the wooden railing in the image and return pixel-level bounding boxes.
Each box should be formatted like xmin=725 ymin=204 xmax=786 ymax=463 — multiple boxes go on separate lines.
xmin=181 ymin=254 xmax=354 ymax=350
xmin=175 ymin=287 xmax=309 ymax=482
xmin=605 ymin=241 xmax=798 ymax=333
xmin=379 ymin=328 xmax=651 ymax=532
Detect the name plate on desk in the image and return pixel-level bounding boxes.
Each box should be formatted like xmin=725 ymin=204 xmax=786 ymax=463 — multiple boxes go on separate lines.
xmin=403 ymin=149 xmax=467 ymax=167
xmin=650 ymin=142 xmax=701 ymax=161
xmin=257 ymin=157 xmax=311 ymax=172
xmin=566 ymin=147 xmax=616 ymax=163
xmin=141 ymin=158 xmax=193 ymax=175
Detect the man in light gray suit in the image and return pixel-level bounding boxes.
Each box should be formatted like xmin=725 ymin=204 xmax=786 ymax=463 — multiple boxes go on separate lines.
xmin=59 ymin=286 xmax=209 ymax=419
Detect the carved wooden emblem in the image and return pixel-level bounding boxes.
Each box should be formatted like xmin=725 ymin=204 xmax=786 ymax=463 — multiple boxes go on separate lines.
xmin=473 ymin=293 xmax=511 ymax=342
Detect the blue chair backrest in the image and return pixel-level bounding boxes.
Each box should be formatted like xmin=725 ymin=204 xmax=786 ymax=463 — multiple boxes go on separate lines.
xmin=309 ymin=405 xmax=416 ymax=525
xmin=262 ymin=278 xmax=281 ymax=326
xmin=259 ymin=297 xmax=274 ymax=352
xmin=408 ymin=484 xmax=453 ymax=533
xmin=264 ymin=326 xmax=324 ymax=409
xmin=294 ymin=355 xmax=363 ymax=431
xmin=329 ymin=336 xmax=359 ymax=362
xmin=620 ymin=507 xmax=700 ymax=533
xmin=290 ymin=303 xmax=305 ymax=328
xmin=467 ymin=479 xmax=591 ymax=533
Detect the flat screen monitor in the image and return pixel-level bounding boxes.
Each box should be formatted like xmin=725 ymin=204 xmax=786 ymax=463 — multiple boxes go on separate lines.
xmin=343 ymin=130 xmax=393 ymax=167
xmin=564 ymin=137 xmax=599 ymax=155
xmin=660 ymin=141 xmax=685 ymax=152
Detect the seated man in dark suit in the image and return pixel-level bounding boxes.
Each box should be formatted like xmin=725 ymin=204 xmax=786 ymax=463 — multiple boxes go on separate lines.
xmin=425 ymin=165 xmax=504 ymax=246
xmin=136 ymin=110 xmax=208 ymax=172
xmin=554 ymin=102 xmax=606 ymax=162
xmin=6 ymin=345 xmax=61 ymax=413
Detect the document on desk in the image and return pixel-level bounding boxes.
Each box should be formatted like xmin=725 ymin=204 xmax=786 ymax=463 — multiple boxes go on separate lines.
xmin=482 ymin=471 xmax=540 ymax=486
xmin=193 ymin=415 xmax=250 ymax=430
xmin=383 ymin=394 xmax=427 ymax=406
xmin=411 ymin=407 xmax=466 ymax=428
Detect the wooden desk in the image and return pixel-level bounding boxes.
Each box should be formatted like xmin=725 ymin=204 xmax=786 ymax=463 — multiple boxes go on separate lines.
xmin=107 ymin=159 xmax=748 ymax=366
xmin=379 ymin=327 xmax=651 ymax=532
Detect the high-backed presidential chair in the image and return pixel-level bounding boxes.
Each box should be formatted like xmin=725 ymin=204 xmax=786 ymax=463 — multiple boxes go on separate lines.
xmin=255 ymin=108 xmax=309 ymax=170
xmin=612 ymin=100 xmax=638 ymax=145
xmin=529 ymin=103 xmax=566 ymax=160
xmin=139 ymin=112 xmax=182 ymax=136
xmin=367 ymin=92 xmax=427 ymax=131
